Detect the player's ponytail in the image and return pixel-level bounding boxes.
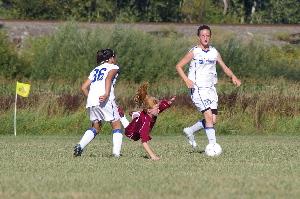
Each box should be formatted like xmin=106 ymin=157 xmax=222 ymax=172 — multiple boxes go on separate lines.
xmin=134 ymin=82 xmax=158 ymax=109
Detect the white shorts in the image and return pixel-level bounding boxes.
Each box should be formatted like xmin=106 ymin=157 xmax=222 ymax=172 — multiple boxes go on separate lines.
xmin=190 ymin=86 xmax=218 ymax=112
xmin=87 ymin=99 xmax=120 ymax=122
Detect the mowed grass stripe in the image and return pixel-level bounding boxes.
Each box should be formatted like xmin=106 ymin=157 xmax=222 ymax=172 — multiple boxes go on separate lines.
xmin=0 ymin=135 xmax=299 ymax=199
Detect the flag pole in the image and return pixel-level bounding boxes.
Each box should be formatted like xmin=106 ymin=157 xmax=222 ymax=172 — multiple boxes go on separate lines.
xmin=14 ymin=90 xmax=18 ymax=136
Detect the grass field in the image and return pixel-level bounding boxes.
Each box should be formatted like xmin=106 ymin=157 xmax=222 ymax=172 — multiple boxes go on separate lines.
xmin=0 ymin=134 xmax=299 ymax=199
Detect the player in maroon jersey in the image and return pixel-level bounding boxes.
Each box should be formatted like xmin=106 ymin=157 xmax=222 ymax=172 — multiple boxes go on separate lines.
xmin=119 ymin=83 xmax=175 ymax=160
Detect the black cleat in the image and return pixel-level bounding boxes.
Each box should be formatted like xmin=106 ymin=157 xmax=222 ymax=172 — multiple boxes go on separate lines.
xmin=74 ymin=144 xmax=83 ymax=157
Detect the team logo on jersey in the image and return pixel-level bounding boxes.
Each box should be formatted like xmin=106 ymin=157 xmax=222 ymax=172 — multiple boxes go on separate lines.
xmin=206 ymin=60 xmax=216 ymax=64
xmin=197 ymin=59 xmax=216 ymax=64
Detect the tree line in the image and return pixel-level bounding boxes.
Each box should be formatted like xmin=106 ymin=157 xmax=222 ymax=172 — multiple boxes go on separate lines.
xmin=0 ymin=0 xmax=299 ymax=24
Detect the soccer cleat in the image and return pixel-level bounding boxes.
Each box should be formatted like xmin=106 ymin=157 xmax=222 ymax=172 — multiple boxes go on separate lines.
xmin=73 ymin=144 xmax=83 ymax=157
xmin=113 ymin=154 xmax=121 ymax=158
xmin=183 ymin=128 xmax=197 ymax=149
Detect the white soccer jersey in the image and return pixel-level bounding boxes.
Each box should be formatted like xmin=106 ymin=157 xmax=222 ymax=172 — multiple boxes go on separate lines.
xmin=86 ymin=63 xmax=119 ymax=108
xmin=188 ymin=46 xmax=218 ymax=88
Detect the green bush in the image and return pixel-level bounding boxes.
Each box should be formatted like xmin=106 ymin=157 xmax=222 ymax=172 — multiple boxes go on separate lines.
xmin=18 ymin=22 xmax=300 ymax=82
xmin=26 ymin=23 xmax=190 ymax=82
xmin=0 ymin=30 xmax=29 ymax=78
xmin=216 ymin=38 xmax=300 ymax=81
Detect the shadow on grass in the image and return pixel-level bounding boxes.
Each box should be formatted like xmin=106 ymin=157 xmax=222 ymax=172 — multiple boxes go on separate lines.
xmin=188 ymin=149 xmax=205 ymax=154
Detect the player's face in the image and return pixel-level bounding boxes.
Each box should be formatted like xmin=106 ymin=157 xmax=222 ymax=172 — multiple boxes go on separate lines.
xmin=198 ymin=29 xmax=211 ymax=47
xmin=111 ymin=56 xmax=117 ymax=64
xmin=148 ymin=104 xmax=160 ymax=116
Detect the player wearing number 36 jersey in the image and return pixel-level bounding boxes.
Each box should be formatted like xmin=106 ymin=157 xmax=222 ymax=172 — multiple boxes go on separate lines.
xmin=86 ymin=62 xmax=119 ymax=117
xmin=73 ymin=49 xmax=123 ymax=158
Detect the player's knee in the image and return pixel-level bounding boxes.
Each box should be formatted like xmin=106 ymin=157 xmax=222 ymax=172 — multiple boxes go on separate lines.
xmin=213 ymin=118 xmax=217 ymax=125
xmin=91 ymin=121 xmax=101 ymax=134
xmin=112 ymin=129 xmax=123 ymax=134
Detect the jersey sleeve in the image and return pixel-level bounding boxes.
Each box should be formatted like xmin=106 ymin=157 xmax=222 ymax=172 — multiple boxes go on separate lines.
xmin=158 ymin=99 xmax=171 ymax=113
xmin=110 ymin=64 xmax=119 ymax=70
xmin=211 ymin=46 xmax=219 ymax=56
xmin=188 ymin=46 xmax=197 ymax=56
xmin=88 ymin=68 xmax=96 ymax=81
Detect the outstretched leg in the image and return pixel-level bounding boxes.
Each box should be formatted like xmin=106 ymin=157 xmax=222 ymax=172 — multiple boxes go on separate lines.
xmin=74 ymin=121 xmax=101 ymax=157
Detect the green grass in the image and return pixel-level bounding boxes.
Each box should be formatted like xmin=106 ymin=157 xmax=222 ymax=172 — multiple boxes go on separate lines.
xmin=0 ymin=134 xmax=299 ymax=199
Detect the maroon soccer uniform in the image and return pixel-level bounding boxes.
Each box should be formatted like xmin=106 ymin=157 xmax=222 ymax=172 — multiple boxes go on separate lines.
xmin=125 ymin=100 xmax=171 ymax=143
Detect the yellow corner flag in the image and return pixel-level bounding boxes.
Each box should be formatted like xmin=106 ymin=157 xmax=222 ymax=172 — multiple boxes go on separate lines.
xmin=16 ymin=81 xmax=31 ymax=97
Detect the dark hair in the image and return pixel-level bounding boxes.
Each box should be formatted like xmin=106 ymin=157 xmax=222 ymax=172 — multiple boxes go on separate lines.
xmin=197 ymin=25 xmax=211 ymax=36
xmin=96 ymin=48 xmax=116 ymax=64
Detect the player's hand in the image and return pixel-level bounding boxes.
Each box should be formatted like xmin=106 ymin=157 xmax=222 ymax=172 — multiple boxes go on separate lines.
xmin=185 ymin=79 xmax=195 ymax=88
xmin=151 ymin=156 xmax=160 ymax=161
xmin=232 ymin=76 xmax=241 ymax=87
xmin=99 ymin=94 xmax=108 ymax=102
xmin=168 ymin=96 xmax=176 ymax=104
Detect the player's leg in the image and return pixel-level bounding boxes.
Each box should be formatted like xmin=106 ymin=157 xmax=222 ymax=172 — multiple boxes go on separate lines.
xmin=74 ymin=120 xmax=101 ymax=157
xmin=185 ymin=110 xmax=216 ymax=139
xmin=184 ymin=119 xmax=206 ymax=135
xmin=74 ymin=106 xmax=103 ymax=157
xmin=203 ymin=109 xmax=216 ymax=144
xmin=212 ymin=110 xmax=217 ymax=125
xmin=183 ymin=87 xmax=208 ymax=148
xmin=205 ymin=87 xmax=218 ymax=144
xmin=111 ymin=120 xmax=123 ymax=157
xmin=118 ymin=107 xmax=130 ymax=128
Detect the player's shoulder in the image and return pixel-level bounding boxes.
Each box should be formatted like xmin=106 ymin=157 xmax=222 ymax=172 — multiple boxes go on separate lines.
xmin=140 ymin=111 xmax=152 ymax=121
xmin=209 ymin=46 xmax=218 ymax=53
xmin=106 ymin=63 xmax=119 ymax=70
xmin=189 ymin=45 xmax=199 ymax=52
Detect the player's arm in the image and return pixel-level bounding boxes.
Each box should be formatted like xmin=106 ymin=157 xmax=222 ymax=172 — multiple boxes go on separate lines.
xmin=139 ymin=120 xmax=159 ymax=160
xmin=99 ymin=69 xmax=118 ymax=102
xmin=81 ymin=79 xmax=92 ymax=97
xmin=176 ymin=51 xmax=194 ymax=88
xmin=157 ymin=96 xmax=176 ymax=113
xmin=142 ymin=142 xmax=160 ymax=161
xmin=217 ymin=53 xmax=241 ymax=86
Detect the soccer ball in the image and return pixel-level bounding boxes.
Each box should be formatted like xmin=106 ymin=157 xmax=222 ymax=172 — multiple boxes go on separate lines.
xmin=205 ymin=143 xmax=222 ymax=157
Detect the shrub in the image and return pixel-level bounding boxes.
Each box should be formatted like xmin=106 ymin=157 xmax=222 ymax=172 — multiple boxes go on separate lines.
xmin=0 ymin=30 xmax=28 ymax=78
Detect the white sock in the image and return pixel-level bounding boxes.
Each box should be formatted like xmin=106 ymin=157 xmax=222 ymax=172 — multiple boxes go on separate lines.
xmin=112 ymin=129 xmax=123 ymax=156
xmin=188 ymin=119 xmax=205 ymax=133
xmin=120 ymin=116 xmax=129 ymax=128
xmin=79 ymin=128 xmax=97 ymax=149
xmin=205 ymin=127 xmax=216 ymax=144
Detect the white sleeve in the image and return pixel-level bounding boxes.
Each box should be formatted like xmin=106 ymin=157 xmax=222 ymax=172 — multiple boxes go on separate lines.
xmin=88 ymin=69 xmax=96 ymax=81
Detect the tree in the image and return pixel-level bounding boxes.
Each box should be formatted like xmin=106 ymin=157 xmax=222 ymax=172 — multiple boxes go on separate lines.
xmin=180 ymin=0 xmax=207 ymax=23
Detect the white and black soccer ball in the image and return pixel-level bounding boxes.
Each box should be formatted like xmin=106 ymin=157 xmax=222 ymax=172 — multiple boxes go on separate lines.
xmin=205 ymin=143 xmax=222 ymax=157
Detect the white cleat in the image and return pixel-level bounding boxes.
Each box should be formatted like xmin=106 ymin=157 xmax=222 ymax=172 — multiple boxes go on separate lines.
xmin=183 ymin=128 xmax=197 ymax=149
xmin=112 ymin=153 xmax=121 ymax=158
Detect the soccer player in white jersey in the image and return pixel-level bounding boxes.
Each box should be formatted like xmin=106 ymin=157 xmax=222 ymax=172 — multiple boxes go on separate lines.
xmin=74 ymin=48 xmax=123 ymax=157
xmin=176 ymin=25 xmax=241 ymax=149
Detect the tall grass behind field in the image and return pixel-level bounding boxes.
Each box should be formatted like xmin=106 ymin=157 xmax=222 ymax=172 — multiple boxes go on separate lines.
xmin=20 ymin=23 xmax=189 ymax=82
xmin=216 ymin=38 xmax=300 ymax=80
xmin=0 ymin=78 xmax=299 ymax=135
xmin=1 ymin=22 xmax=299 ymax=81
